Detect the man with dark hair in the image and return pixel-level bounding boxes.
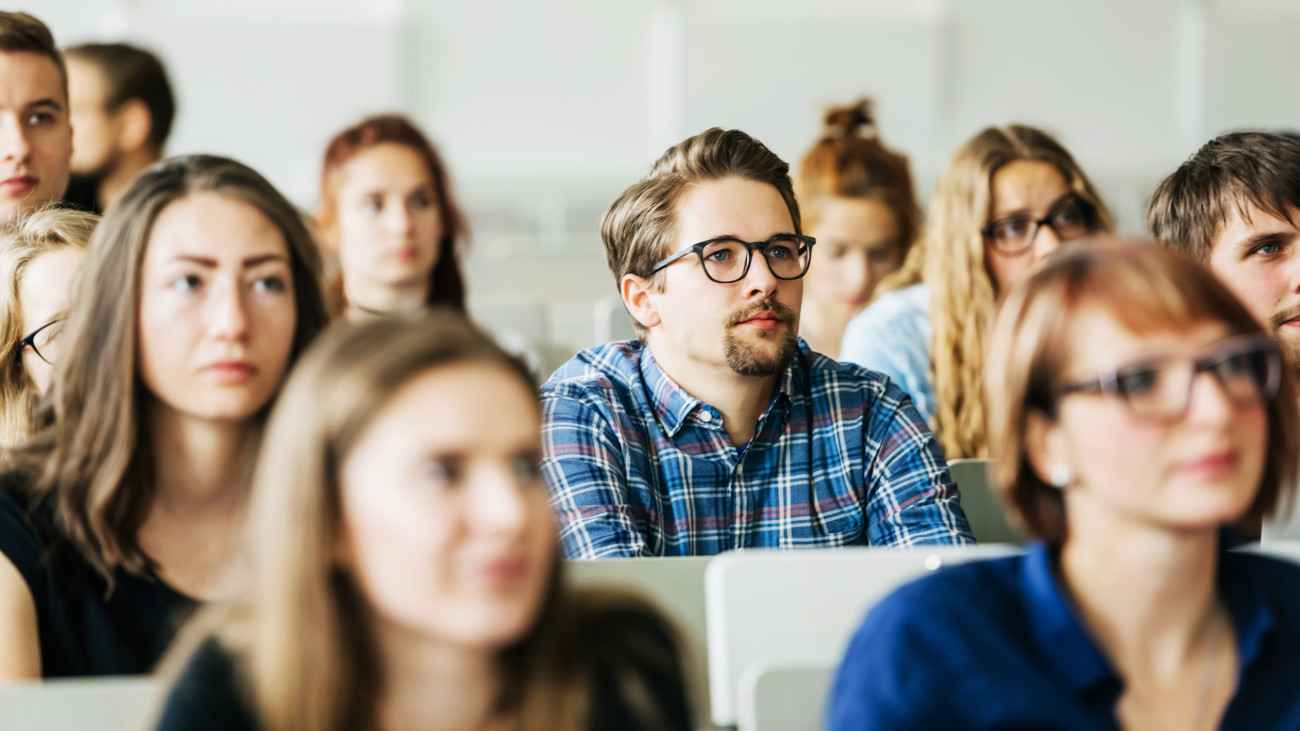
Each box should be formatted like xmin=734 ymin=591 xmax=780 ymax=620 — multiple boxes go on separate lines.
xmin=0 ymin=11 xmax=71 ymax=220
xmin=1148 ymin=131 xmax=1300 ymax=372
xmin=1147 ymin=130 xmax=1300 ymax=539
xmin=64 ymin=43 xmax=175 ymax=211
xmin=541 ymin=128 xmax=972 ymax=558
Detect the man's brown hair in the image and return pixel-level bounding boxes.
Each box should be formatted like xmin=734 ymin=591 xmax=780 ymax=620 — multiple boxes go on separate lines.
xmin=600 ymin=128 xmax=801 ymax=338
xmin=65 ymin=43 xmax=176 ymax=150
xmin=0 ymin=12 xmax=65 ymax=99
xmin=1147 ymin=131 xmax=1300 ymax=261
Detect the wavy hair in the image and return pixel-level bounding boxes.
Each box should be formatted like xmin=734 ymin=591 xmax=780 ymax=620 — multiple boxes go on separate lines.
xmin=4 ymin=155 xmax=328 ymax=587
xmin=925 ymin=125 xmax=1111 ymax=458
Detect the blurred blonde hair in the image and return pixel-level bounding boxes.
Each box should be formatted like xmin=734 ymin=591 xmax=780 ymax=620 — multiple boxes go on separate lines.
xmin=161 ymin=315 xmax=686 ymax=731
xmin=924 ymin=125 xmax=1111 ymax=458
xmin=0 ymin=205 xmax=97 ymax=444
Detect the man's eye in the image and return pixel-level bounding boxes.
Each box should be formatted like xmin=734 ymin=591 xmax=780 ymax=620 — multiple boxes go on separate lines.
xmin=1252 ymin=242 xmax=1282 ymax=257
xmin=24 ymin=112 xmax=53 ymax=126
xmin=705 ymin=248 xmax=733 ymax=262
xmin=765 ymin=244 xmax=796 ymax=260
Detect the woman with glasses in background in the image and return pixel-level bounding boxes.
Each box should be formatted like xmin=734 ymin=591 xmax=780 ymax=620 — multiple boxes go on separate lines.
xmin=829 ymin=241 xmax=1300 ymax=730
xmin=316 ymin=114 xmax=468 ymax=320
xmin=0 ymin=206 xmax=96 ymax=444
xmin=841 ymin=125 xmax=1111 ymax=457
xmin=795 ymin=99 xmax=920 ymax=360
xmin=0 ymin=156 xmax=328 ymax=679
xmin=154 ymin=315 xmax=691 ymax=731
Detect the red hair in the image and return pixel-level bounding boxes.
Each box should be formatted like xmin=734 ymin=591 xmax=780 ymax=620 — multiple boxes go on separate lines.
xmin=318 ymin=115 xmax=467 ymax=313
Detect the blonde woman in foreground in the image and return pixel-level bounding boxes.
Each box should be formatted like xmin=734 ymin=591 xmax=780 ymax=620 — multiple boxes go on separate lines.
xmin=841 ymin=124 xmax=1111 ymax=455
xmin=154 ymin=315 xmax=692 ymax=731
xmin=830 ymin=241 xmax=1300 ymax=730
xmin=0 ymin=206 xmax=97 ymax=444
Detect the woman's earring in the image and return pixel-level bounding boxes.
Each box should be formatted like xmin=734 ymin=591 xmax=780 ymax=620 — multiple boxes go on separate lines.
xmin=1049 ymin=465 xmax=1072 ymax=490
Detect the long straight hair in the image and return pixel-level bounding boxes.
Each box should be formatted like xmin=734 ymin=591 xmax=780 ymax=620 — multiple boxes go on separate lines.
xmin=924 ymin=125 xmax=1111 ymax=458
xmin=160 ymin=315 xmax=684 ymax=731
xmin=0 ymin=206 xmax=97 ymax=444
xmin=4 ymin=155 xmax=329 ymax=587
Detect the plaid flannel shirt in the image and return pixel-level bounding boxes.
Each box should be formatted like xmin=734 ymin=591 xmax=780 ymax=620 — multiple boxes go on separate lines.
xmin=541 ymin=339 xmax=973 ymax=558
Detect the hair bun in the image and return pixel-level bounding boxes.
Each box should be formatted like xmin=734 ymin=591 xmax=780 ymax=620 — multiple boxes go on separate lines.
xmin=823 ymin=99 xmax=877 ymax=140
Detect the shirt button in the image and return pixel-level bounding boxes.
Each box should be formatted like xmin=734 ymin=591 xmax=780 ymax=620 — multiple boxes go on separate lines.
xmin=700 ymin=411 xmax=713 ymax=423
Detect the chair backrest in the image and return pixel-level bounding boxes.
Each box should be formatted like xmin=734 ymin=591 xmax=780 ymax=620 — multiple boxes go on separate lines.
xmin=704 ymin=545 xmax=1017 ymax=727
xmin=948 ymin=458 xmax=1024 ymax=545
xmin=1263 ymin=497 xmax=1300 ymax=541
xmin=593 ymin=294 xmax=636 ymax=344
xmin=565 ymin=556 xmax=714 ymax=728
xmin=0 ymin=676 xmax=161 ymax=731
xmin=736 ymin=661 xmax=833 ymax=731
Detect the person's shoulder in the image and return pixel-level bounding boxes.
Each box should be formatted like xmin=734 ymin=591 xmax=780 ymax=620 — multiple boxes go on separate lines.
xmin=155 ymin=639 xmax=262 ymax=731
xmin=855 ymin=283 xmax=930 ymax=328
xmin=542 ymin=340 xmax=646 ymax=399
xmin=802 ymin=346 xmax=922 ymax=418
xmin=1225 ymin=549 xmax=1300 ymax=600
xmin=0 ymin=471 xmax=48 ymax=578
xmin=861 ymin=553 xmax=1024 ymax=636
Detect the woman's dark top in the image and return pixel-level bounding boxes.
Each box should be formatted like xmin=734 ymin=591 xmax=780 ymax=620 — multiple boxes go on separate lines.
xmin=155 ymin=602 xmax=694 ymax=731
xmin=828 ymin=542 xmax=1300 ymax=730
xmin=0 ymin=490 xmax=199 ymax=677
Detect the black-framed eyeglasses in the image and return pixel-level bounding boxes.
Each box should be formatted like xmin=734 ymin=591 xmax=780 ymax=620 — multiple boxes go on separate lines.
xmin=650 ymin=234 xmax=815 ymax=284
xmin=1057 ymin=333 xmax=1281 ymax=423
xmin=981 ymin=194 xmax=1100 ymax=254
xmin=20 ymin=318 xmax=64 ymax=366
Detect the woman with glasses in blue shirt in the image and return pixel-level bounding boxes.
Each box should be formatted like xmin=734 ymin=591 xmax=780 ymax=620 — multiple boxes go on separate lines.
xmin=829 ymin=240 xmax=1300 ymax=730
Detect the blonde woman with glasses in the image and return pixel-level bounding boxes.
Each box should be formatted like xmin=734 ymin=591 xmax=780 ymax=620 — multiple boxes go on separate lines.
xmin=830 ymin=241 xmax=1300 ymax=730
xmin=841 ymin=125 xmax=1111 ymax=457
xmin=0 ymin=206 xmax=96 ymax=444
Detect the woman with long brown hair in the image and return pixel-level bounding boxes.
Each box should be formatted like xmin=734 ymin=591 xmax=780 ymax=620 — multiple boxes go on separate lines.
xmin=795 ymin=99 xmax=920 ymax=360
xmin=316 ymin=114 xmax=469 ymax=320
xmin=154 ymin=315 xmax=691 ymax=731
xmin=841 ymin=125 xmax=1111 ymax=456
xmin=0 ymin=155 xmax=328 ymax=679
xmin=0 ymin=206 xmax=97 ymax=445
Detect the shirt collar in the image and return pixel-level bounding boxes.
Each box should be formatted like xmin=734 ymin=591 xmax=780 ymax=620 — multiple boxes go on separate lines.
xmin=1021 ymin=542 xmax=1116 ymax=696
xmin=638 ymin=341 xmax=807 ymax=437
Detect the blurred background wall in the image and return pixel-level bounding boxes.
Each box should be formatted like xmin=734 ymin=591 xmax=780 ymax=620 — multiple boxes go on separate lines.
xmin=30 ymin=0 xmax=1300 ymax=363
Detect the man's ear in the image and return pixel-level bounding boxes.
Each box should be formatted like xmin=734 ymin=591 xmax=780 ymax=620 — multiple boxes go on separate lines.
xmin=621 ymin=273 xmax=661 ymax=332
xmin=114 ymin=99 xmax=153 ymax=154
xmin=1024 ymin=410 xmax=1070 ymax=485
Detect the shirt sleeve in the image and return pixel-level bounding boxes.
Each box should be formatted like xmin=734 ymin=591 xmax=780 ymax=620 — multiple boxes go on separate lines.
xmin=0 ymin=490 xmax=45 ymax=591
xmin=540 ymin=384 xmax=651 ymax=559
xmin=153 ymin=640 xmax=262 ymax=731
xmin=861 ymin=383 xmax=974 ymax=546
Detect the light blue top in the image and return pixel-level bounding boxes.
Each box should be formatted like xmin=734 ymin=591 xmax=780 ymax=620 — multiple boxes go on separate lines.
xmin=841 ymin=283 xmax=935 ymax=423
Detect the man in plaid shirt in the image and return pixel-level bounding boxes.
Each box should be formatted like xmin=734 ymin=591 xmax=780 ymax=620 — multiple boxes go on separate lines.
xmin=542 ymin=128 xmax=973 ymax=558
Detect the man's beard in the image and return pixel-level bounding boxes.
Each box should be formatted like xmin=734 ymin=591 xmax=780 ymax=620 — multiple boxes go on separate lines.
xmin=1269 ymin=304 xmax=1300 ymax=378
xmin=722 ymin=299 xmax=799 ymax=377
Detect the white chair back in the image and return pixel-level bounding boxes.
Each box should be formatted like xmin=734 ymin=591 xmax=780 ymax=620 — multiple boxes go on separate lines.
xmin=948 ymin=458 xmax=1024 ymax=545
xmin=0 ymin=677 xmax=160 ymax=731
xmin=704 ymin=545 xmax=1017 ymax=727
xmin=1263 ymin=499 xmax=1300 ymax=541
xmin=736 ymin=661 xmax=833 ymax=731
xmin=565 ymin=556 xmax=714 ymax=728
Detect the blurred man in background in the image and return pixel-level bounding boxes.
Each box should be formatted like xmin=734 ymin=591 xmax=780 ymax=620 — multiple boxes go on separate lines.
xmin=0 ymin=11 xmax=71 ymax=221
xmin=64 ymin=42 xmax=174 ymax=212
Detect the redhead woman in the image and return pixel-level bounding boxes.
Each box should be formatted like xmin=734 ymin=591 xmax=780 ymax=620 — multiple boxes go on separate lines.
xmin=0 ymin=206 xmax=97 ymax=444
xmin=0 ymin=155 xmax=328 ymax=679
xmin=841 ymin=125 xmax=1111 ymax=456
xmin=154 ymin=315 xmax=692 ymax=731
xmin=316 ymin=114 xmax=468 ymax=320
xmin=795 ymin=99 xmax=920 ymax=360
xmin=829 ymin=241 xmax=1300 ymax=730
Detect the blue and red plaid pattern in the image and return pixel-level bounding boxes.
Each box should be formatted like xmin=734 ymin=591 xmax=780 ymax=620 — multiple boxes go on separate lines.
xmin=541 ymin=339 xmax=974 ymax=558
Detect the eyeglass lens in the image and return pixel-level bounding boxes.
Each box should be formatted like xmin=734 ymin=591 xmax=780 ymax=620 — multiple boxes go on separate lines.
xmin=700 ymin=236 xmax=810 ymax=283
xmin=987 ymin=198 xmax=1094 ymax=253
xmin=1111 ymin=345 xmax=1277 ymax=419
xmin=26 ymin=321 xmax=63 ymax=365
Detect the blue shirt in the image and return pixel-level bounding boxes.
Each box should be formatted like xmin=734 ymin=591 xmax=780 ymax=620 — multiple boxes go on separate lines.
xmin=828 ymin=542 xmax=1300 ymax=730
xmin=540 ymin=338 xmax=973 ymax=558
xmin=840 ymin=283 xmax=935 ymax=423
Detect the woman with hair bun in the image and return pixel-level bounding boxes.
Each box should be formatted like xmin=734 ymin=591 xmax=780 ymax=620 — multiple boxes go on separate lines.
xmin=795 ymin=99 xmax=921 ymax=360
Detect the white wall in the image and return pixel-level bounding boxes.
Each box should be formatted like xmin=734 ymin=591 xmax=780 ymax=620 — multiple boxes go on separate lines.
xmin=29 ymin=0 xmax=1300 ymax=360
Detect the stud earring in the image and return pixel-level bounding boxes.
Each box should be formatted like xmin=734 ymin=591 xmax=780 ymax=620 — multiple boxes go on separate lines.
xmin=1049 ymin=465 xmax=1072 ymax=489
